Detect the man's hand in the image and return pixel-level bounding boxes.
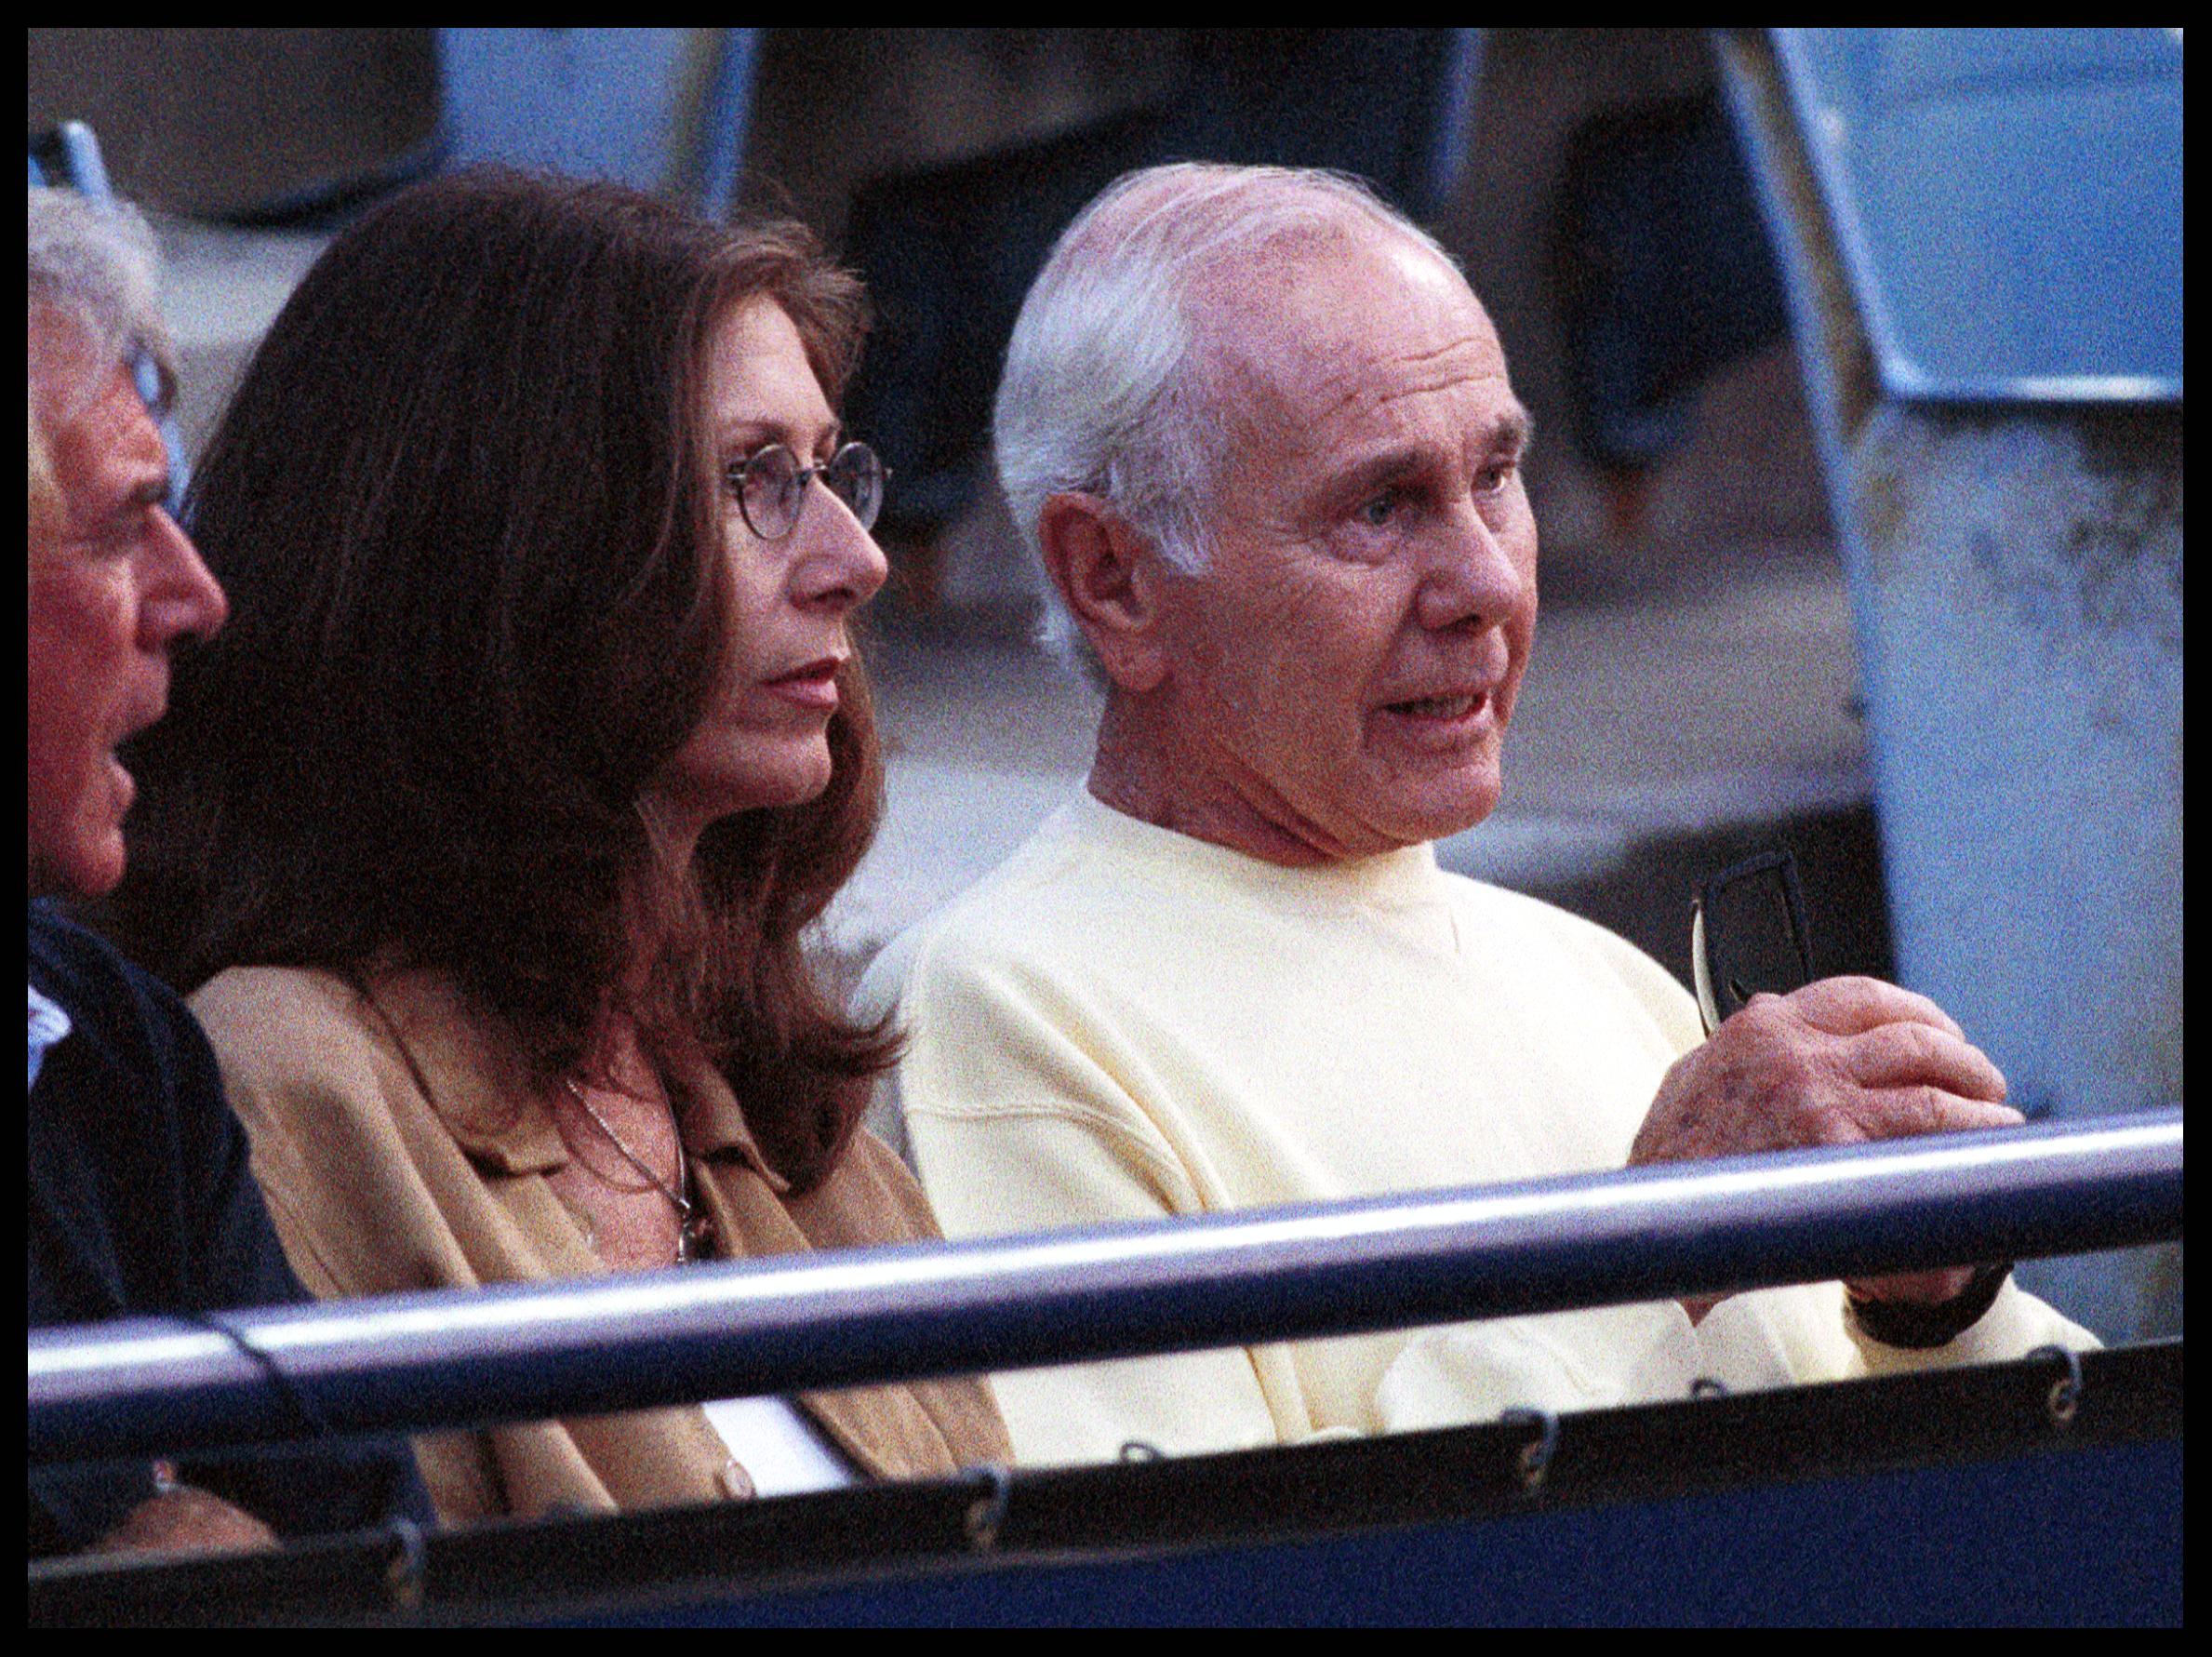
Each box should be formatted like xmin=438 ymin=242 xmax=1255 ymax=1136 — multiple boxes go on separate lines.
xmin=88 ymin=1483 xmax=280 ymax=1558
xmin=1632 ymin=977 xmax=2020 ymax=1319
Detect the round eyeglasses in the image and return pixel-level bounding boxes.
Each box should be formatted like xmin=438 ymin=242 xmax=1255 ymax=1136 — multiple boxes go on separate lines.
xmin=726 ymin=441 xmax=887 ymax=541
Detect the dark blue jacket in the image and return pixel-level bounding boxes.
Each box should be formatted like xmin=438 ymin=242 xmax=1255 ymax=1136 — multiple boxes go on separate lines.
xmin=27 ymin=902 xmax=432 ymax=1557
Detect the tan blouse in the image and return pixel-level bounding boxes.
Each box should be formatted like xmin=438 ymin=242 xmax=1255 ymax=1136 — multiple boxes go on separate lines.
xmin=191 ymin=966 xmax=1010 ymax=1525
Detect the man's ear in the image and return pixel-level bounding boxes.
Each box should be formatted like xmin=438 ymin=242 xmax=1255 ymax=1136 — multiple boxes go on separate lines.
xmin=1035 ymin=493 xmax=1170 ymax=693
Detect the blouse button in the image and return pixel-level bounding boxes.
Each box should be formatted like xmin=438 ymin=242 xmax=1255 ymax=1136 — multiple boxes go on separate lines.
xmin=718 ymin=1458 xmax=754 ymax=1501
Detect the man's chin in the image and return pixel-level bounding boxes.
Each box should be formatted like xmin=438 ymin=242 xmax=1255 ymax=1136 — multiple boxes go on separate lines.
xmin=1394 ymin=768 xmax=1502 ymax=847
xmin=29 ymin=824 xmax=128 ymax=902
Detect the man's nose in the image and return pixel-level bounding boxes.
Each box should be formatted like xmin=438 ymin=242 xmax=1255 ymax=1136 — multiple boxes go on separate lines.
xmin=1417 ymin=501 xmax=1528 ymax=633
xmin=140 ymin=510 xmax=229 ymax=648
xmin=790 ymin=487 xmax=890 ymax=616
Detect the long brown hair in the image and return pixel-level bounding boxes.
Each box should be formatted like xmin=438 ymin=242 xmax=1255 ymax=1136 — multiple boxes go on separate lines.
xmin=108 ymin=168 xmax=894 ymax=1190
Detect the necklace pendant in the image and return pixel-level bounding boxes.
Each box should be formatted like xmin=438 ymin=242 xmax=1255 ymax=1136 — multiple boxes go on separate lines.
xmin=679 ymin=1209 xmax=716 ymax=1264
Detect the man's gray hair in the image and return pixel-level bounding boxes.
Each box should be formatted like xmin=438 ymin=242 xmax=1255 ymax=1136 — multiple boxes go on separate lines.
xmin=993 ymin=162 xmax=1460 ymax=656
xmin=28 ymin=186 xmax=174 ymax=423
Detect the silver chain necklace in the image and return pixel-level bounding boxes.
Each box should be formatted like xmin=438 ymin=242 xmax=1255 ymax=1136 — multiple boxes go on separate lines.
xmin=559 ymin=1076 xmax=714 ymax=1264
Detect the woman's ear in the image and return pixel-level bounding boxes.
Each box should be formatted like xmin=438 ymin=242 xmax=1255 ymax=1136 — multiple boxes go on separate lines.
xmin=1035 ymin=493 xmax=1170 ymax=693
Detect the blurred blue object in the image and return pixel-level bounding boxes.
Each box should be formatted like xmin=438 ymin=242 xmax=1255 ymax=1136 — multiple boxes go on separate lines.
xmin=435 ymin=27 xmax=756 ymax=216
xmin=1426 ymin=29 xmax=1487 ymax=212
xmin=1724 ymin=29 xmax=2184 ymax=1343
xmin=28 ymin=120 xmax=192 ymax=510
xmin=1775 ymin=28 xmax=2181 ymax=403
xmin=29 ymin=121 xmax=117 ymax=198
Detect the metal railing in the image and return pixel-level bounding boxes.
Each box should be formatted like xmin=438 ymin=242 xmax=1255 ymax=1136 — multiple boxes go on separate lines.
xmin=28 ymin=1108 xmax=2182 ymax=1465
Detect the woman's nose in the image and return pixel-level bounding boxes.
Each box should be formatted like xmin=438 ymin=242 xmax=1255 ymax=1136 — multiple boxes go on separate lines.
xmin=790 ymin=484 xmax=890 ymax=613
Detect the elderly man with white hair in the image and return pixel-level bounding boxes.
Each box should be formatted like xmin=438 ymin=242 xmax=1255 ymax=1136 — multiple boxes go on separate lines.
xmin=28 ymin=185 xmax=430 ymax=1556
xmin=858 ymin=163 xmax=2094 ymax=1467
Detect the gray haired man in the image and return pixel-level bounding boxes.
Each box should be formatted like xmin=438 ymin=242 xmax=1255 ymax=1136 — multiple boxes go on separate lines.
xmin=859 ymin=163 xmax=2093 ymax=1466
xmin=29 ymin=186 xmax=430 ymax=1556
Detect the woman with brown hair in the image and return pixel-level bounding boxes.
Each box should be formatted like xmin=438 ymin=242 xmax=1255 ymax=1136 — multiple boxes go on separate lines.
xmin=107 ymin=168 xmax=1009 ymax=1522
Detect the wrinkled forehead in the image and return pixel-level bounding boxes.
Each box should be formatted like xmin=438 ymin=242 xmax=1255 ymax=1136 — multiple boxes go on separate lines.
xmin=1193 ymin=234 xmax=1509 ymax=448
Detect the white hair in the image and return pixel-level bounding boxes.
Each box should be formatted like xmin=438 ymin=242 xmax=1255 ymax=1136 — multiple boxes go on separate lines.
xmin=993 ymin=162 xmax=1461 ymax=661
xmin=27 ymin=186 xmax=173 ymax=427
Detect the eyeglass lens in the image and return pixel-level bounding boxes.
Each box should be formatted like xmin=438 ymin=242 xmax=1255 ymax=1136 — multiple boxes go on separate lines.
xmin=823 ymin=443 xmax=884 ymax=530
xmin=736 ymin=443 xmax=885 ymax=539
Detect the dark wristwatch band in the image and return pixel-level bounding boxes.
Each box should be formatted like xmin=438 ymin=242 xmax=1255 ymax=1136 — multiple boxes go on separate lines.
xmin=1846 ymin=1262 xmax=2012 ymax=1350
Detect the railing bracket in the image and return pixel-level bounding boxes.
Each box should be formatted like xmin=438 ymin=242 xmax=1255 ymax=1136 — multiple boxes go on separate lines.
xmin=2030 ymin=1343 xmax=2085 ymax=1430
xmin=1501 ymin=1406 xmax=1559 ymax=1495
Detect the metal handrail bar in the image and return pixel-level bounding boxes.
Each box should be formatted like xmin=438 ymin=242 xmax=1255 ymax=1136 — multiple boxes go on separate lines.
xmin=28 ymin=1108 xmax=2181 ymax=1465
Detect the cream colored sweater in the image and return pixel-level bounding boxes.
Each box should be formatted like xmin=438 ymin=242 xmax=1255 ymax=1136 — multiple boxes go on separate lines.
xmin=858 ymin=794 xmax=2094 ymax=1466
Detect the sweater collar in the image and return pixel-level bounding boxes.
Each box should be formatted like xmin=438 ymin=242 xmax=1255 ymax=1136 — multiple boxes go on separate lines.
xmin=1065 ymin=790 xmax=1444 ymax=911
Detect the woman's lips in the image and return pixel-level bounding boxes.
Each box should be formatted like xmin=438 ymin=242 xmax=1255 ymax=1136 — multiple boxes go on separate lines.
xmin=761 ymin=660 xmax=842 ymax=712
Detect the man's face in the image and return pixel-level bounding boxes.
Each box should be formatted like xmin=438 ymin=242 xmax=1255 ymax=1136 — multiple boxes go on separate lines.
xmin=1150 ymin=237 xmax=1538 ymax=862
xmin=28 ymin=311 xmax=227 ymax=898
